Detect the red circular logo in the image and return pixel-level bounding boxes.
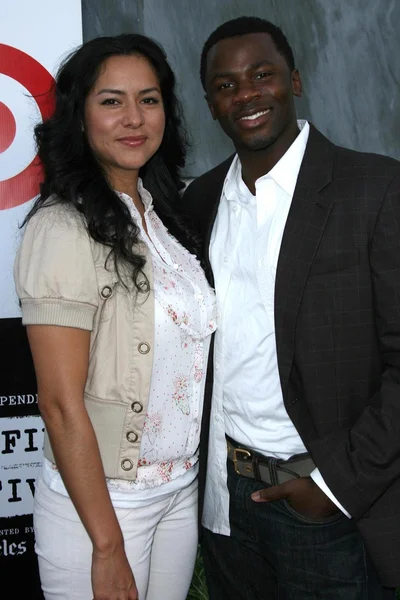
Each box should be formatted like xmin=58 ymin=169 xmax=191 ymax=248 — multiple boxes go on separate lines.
xmin=0 ymin=102 xmax=16 ymax=153
xmin=0 ymin=44 xmax=55 ymax=210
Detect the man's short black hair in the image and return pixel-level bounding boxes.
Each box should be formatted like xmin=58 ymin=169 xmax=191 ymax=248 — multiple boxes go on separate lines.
xmin=200 ymin=16 xmax=295 ymax=90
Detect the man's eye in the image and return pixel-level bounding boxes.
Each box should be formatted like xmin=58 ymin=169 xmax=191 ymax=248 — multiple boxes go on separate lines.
xmin=218 ymin=82 xmax=233 ymax=91
xmin=255 ymin=72 xmax=271 ymax=80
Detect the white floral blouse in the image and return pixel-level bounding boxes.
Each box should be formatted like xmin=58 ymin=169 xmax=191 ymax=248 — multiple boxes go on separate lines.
xmin=43 ymin=180 xmax=216 ymax=506
xmin=111 ymin=182 xmax=216 ymax=491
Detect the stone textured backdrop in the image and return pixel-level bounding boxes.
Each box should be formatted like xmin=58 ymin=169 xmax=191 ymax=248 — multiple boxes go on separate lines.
xmin=82 ymin=0 xmax=399 ymax=177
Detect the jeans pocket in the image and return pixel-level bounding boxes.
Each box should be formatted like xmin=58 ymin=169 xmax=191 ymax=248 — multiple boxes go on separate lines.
xmin=283 ymin=499 xmax=343 ymax=525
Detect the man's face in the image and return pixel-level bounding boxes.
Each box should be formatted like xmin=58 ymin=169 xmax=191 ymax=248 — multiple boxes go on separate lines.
xmin=205 ymin=32 xmax=302 ymax=154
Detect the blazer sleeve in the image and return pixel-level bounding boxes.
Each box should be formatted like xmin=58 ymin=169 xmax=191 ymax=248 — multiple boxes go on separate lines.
xmin=14 ymin=202 xmax=99 ymax=331
xmin=309 ymin=169 xmax=400 ymax=519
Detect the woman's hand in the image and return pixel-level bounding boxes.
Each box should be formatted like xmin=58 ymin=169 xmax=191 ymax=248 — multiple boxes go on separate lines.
xmin=92 ymin=542 xmax=139 ymax=600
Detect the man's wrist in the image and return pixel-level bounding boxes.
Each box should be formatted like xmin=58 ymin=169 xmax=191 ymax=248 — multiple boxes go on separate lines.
xmin=310 ymin=468 xmax=352 ymax=518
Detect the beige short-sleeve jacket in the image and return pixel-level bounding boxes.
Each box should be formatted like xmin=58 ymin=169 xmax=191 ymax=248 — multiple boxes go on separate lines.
xmin=14 ymin=200 xmax=154 ymax=480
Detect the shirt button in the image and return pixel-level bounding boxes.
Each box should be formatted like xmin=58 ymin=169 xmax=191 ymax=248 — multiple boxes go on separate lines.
xmin=232 ymin=204 xmax=238 ymax=213
xmin=215 ymin=363 xmax=220 ymax=371
xmin=223 ymin=255 xmax=229 ymax=264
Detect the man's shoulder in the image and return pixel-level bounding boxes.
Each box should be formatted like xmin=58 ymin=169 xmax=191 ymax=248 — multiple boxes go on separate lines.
xmin=334 ymin=144 xmax=399 ymax=171
xmin=183 ymin=155 xmax=235 ymax=201
xmin=311 ymin=126 xmax=400 ymax=176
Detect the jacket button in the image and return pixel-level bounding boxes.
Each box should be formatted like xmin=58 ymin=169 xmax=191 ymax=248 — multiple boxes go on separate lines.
xmin=138 ymin=280 xmax=149 ymax=292
xmin=138 ymin=342 xmax=150 ymax=354
xmin=131 ymin=402 xmax=143 ymax=413
xmin=126 ymin=431 xmax=138 ymax=443
xmin=100 ymin=285 xmax=113 ymax=299
xmin=121 ymin=459 xmax=133 ymax=471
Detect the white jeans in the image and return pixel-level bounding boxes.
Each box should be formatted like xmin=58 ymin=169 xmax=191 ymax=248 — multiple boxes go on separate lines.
xmin=33 ymin=475 xmax=198 ymax=600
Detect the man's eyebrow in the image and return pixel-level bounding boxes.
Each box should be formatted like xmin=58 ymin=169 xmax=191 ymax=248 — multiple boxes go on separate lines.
xmin=248 ymin=60 xmax=276 ymax=70
xmin=210 ymin=61 xmax=276 ymax=83
xmin=209 ymin=71 xmax=234 ymax=83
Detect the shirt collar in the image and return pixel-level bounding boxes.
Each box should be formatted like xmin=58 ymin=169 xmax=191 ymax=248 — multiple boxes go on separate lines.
xmin=115 ymin=177 xmax=154 ymax=212
xmin=223 ymin=120 xmax=310 ymax=201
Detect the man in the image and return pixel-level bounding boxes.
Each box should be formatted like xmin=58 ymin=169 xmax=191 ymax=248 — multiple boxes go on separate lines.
xmin=183 ymin=16 xmax=400 ymax=600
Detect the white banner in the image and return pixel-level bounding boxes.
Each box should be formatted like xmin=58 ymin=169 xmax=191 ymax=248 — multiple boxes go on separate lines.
xmin=0 ymin=416 xmax=44 ymax=517
xmin=0 ymin=1 xmax=82 ymax=524
xmin=0 ymin=0 xmax=83 ymax=319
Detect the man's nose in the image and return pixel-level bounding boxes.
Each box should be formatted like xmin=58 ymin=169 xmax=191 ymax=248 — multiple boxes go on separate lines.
xmin=233 ymin=82 xmax=261 ymax=105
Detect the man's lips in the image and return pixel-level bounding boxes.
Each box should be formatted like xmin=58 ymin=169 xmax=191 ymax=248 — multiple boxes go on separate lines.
xmin=117 ymin=136 xmax=147 ymax=147
xmin=234 ymin=108 xmax=272 ymax=129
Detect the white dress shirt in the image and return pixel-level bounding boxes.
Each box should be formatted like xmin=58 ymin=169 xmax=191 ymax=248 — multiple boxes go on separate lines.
xmin=203 ymin=121 xmax=349 ymax=535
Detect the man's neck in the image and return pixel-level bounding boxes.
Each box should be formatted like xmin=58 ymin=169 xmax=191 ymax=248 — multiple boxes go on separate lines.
xmin=238 ymin=125 xmax=301 ymax=195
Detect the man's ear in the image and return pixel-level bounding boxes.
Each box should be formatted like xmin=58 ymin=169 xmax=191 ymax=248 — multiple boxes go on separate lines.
xmin=205 ymin=93 xmax=217 ymax=120
xmin=291 ymin=69 xmax=302 ymax=98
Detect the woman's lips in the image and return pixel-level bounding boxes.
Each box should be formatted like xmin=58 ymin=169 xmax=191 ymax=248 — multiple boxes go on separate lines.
xmin=117 ymin=136 xmax=147 ymax=147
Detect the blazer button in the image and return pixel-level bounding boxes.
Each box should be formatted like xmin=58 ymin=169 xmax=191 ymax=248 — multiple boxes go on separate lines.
xmin=131 ymin=402 xmax=143 ymax=413
xmin=121 ymin=458 xmax=133 ymax=471
xmin=126 ymin=431 xmax=138 ymax=443
xmin=138 ymin=342 xmax=150 ymax=354
xmin=100 ymin=285 xmax=113 ymax=299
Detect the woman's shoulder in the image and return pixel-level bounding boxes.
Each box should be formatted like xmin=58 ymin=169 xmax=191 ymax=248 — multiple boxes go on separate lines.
xmin=25 ymin=195 xmax=88 ymax=237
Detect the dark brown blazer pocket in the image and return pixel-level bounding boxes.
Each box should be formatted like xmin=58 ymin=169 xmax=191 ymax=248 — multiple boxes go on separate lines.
xmin=309 ymin=249 xmax=360 ymax=277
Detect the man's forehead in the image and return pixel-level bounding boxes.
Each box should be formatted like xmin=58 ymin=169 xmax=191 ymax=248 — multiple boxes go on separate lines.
xmin=206 ymin=32 xmax=283 ymax=75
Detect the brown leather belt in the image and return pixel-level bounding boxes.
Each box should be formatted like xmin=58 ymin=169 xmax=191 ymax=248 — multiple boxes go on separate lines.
xmin=226 ymin=436 xmax=315 ymax=486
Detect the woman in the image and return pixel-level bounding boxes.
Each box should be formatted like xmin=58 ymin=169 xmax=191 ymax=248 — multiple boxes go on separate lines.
xmin=14 ymin=34 xmax=216 ymax=600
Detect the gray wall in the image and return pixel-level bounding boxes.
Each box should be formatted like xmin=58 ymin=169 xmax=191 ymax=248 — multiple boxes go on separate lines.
xmin=82 ymin=0 xmax=143 ymax=40
xmin=82 ymin=0 xmax=400 ymax=177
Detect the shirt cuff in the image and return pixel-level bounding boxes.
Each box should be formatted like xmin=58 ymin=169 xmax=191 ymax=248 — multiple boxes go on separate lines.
xmin=310 ymin=468 xmax=352 ymax=518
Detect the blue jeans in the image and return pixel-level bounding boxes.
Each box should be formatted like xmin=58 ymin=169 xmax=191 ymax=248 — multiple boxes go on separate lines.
xmin=201 ymin=459 xmax=395 ymax=600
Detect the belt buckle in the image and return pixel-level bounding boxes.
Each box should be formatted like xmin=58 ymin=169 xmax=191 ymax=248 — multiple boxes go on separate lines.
xmin=232 ymin=447 xmax=251 ymax=475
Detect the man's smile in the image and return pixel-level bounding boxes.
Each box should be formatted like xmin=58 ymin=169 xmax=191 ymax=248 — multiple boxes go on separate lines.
xmin=236 ymin=108 xmax=271 ymax=121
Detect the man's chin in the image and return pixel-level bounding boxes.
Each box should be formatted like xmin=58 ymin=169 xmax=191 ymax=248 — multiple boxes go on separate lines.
xmin=237 ymin=133 xmax=276 ymax=153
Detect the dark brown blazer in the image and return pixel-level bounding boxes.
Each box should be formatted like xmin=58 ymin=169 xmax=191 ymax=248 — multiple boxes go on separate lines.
xmin=183 ymin=124 xmax=400 ymax=588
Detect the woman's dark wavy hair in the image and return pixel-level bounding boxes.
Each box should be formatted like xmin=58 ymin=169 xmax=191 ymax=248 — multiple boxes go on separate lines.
xmin=25 ymin=33 xmax=199 ymax=289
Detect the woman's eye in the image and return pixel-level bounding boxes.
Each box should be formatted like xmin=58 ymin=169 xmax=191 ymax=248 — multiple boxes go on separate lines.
xmin=101 ymin=98 xmax=119 ymax=106
xmin=141 ymin=97 xmax=159 ymax=104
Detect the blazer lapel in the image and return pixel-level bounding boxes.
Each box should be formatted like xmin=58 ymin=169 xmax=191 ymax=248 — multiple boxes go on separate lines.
xmin=275 ymin=126 xmax=336 ymax=397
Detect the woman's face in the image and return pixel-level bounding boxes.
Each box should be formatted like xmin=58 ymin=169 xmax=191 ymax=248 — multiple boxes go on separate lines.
xmin=84 ymin=54 xmax=166 ymax=190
